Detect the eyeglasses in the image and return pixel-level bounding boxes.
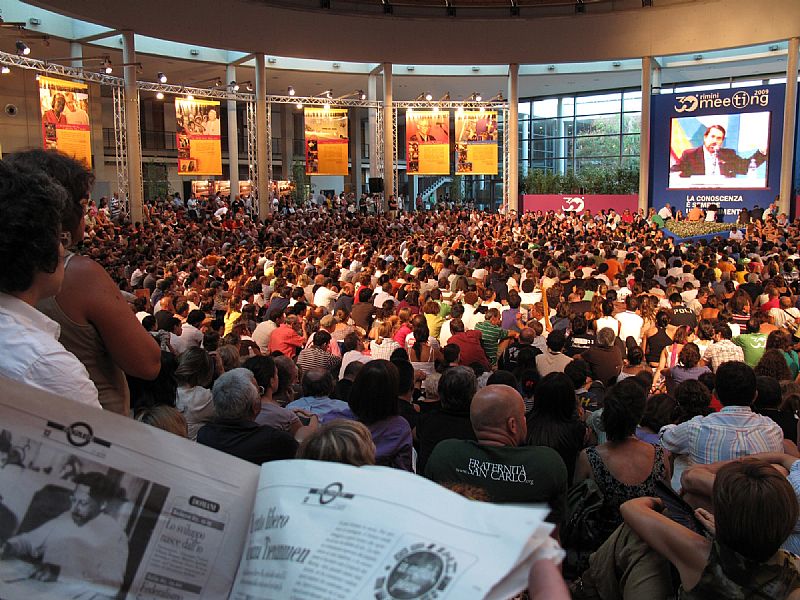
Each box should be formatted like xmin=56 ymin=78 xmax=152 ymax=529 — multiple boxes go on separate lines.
xmin=59 ymin=231 xmax=72 ymax=247
xmin=258 ymin=386 xmax=265 ymax=396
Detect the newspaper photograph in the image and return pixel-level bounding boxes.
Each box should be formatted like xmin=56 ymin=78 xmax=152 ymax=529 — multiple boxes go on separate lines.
xmin=230 ymin=460 xmax=558 ymax=600
xmin=0 ymin=376 xmax=259 ymax=600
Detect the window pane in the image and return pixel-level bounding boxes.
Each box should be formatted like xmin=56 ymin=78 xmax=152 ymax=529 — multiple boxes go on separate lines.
xmin=575 ymin=93 xmax=621 ymax=116
xmin=622 ymin=134 xmax=640 ymax=156
xmin=623 ymin=113 xmax=641 ymax=133
xmin=576 ymin=157 xmax=621 ymax=172
xmin=531 ymin=118 xmax=559 ymax=138
xmin=518 ymin=101 xmax=531 ymax=119
xmin=574 ymin=135 xmax=620 ymax=158
xmin=532 ymin=98 xmax=559 ymax=119
xmin=560 ymin=97 xmax=575 ymax=118
xmin=623 ymin=91 xmax=642 ymax=112
xmin=575 ymin=114 xmax=620 ymax=136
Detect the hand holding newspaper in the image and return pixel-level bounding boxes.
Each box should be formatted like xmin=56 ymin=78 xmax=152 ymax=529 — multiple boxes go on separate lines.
xmin=229 ymin=460 xmax=561 ymax=600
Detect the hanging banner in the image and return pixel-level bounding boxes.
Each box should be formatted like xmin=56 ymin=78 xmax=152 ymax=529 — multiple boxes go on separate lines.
xmin=38 ymin=76 xmax=92 ymax=166
xmin=406 ymin=110 xmax=450 ymax=175
xmin=175 ymin=98 xmax=222 ymax=176
xmin=304 ymin=107 xmax=349 ymax=175
xmin=455 ymin=110 xmax=498 ymax=174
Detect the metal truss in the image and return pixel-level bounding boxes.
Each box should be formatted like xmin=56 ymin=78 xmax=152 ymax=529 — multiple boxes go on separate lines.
xmin=112 ymin=85 xmax=129 ymax=213
xmin=392 ymin=100 xmax=506 ymax=111
xmin=265 ymin=103 xmax=273 ymax=209
xmin=245 ymin=100 xmax=259 ymax=215
xmin=502 ymin=106 xmax=510 ymax=214
xmin=375 ymin=106 xmax=384 ymax=179
xmin=392 ymin=106 xmax=399 ymax=199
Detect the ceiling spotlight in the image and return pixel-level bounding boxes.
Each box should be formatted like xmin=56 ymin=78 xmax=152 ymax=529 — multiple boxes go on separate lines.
xmin=694 ymin=54 xmax=703 ymax=61
xmin=156 ymin=91 xmax=164 ymax=100
xmin=158 ymin=72 xmax=167 ymax=83
xmin=470 ymin=92 xmax=482 ymax=102
xmin=424 ymin=92 xmax=433 ymax=101
xmin=15 ymin=41 xmax=30 ymax=56
xmin=769 ymin=44 xmax=780 ymax=51
xmin=332 ymin=62 xmax=341 ymax=69
xmin=547 ymin=64 xmax=556 ymax=71
xmin=359 ymin=90 xmax=366 ymax=100
xmin=326 ymin=90 xmax=333 ymax=98
xmin=187 ymin=93 xmax=194 ymax=101
xmin=1 ymin=66 xmax=9 ymax=74
xmin=575 ymin=0 xmax=586 ymax=13
xmin=246 ymin=83 xmax=253 ymax=91
xmin=102 ymin=58 xmax=113 ymax=74
xmin=472 ymin=66 xmax=480 ymax=72
xmin=612 ymin=61 xmax=622 ymax=67
xmin=214 ymin=78 xmax=222 ymax=87
xmin=230 ymin=80 xmax=239 ymax=91
xmin=288 ymin=86 xmax=295 ymax=96
xmin=296 ymin=102 xmax=303 ymax=109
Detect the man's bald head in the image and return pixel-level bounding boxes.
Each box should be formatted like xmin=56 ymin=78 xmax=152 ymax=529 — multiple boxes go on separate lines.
xmin=470 ymin=384 xmax=527 ymax=446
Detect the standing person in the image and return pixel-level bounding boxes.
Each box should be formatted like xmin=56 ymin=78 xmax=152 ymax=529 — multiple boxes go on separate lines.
xmin=0 ymin=160 xmax=100 ymax=408
xmin=7 ymin=150 xmax=160 ymax=415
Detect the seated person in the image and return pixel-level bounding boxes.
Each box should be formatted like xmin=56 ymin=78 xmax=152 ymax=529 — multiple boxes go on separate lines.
xmin=572 ymin=458 xmax=800 ymax=599
xmin=286 ymin=368 xmax=349 ymax=422
xmin=197 ymin=368 xmax=298 ymax=464
xmin=297 ymin=420 xmax=376 ymax=467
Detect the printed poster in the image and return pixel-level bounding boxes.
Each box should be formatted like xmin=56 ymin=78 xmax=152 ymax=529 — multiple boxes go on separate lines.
xmin=455 ymin=110 xmax=498 ymax=174
xmin=39 ymin=76 xmax=91 ymax=166
xmin=176 ymin=98 xmax=222 ymax=176
xmin=304 ymin=107 xmax=349 ymax=175
xmin=406 ymin=110 xmax=450 ymax=175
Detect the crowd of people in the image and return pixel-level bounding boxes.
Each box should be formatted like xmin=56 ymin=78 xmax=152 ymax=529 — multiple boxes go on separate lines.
xmin=4 ymin=148 xmax=800 ymax=598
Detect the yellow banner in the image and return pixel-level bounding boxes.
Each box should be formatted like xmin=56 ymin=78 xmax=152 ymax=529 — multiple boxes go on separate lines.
xmin=455 ymin=110 xmax=498 ymax=175
xmin=304 ymin=107 xmax=349 ymax=176
xmin=406 ymin=110 xmax=450 ymax=175
xmin=176 ymin=98 xmax=222 ymax=176
xmin=38 ymin=76 xmax=92 ymax=167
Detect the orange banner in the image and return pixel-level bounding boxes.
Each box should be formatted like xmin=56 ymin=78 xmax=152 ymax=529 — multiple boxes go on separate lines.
xmin=406 ymin=110 xmax=450 ymax=175
xmin=39 ymin=76 xmax=91 ymax=167
xmin=455 ymin=110 xmax=498 ymax=175
xmin=304 ymin=107 xmax=349 ymax=176
xmin=176 ymin=98 xmax=222 ymax=176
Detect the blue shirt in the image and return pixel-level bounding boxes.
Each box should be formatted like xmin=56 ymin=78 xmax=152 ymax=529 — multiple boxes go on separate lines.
xmin=287 ymin=395 xmax=350 ymax=423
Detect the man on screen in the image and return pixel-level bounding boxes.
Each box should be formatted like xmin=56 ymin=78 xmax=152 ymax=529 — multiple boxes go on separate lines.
xmin=671 ymin=124 xmax=767 ymax=178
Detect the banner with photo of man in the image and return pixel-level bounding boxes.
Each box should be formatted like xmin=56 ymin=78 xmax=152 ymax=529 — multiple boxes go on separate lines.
xmin=406 ymin=110 xmax=450 ymax=175
xmin=38 ymin=76 xmax=92 ymax=166
xmin=176 ymin=98 xmax=222 ymax=176
xmin=455 ymin=110 xmax=498 ymax=174
xmin=304 ymin=107 xmax=349 ymax=175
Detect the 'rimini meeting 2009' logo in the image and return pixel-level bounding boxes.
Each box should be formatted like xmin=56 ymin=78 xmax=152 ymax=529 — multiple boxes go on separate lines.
xmin=674 ymin=89 xmax=770 ymax=113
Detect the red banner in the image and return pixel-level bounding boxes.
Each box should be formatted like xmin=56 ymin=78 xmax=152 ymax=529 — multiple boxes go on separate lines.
xmin=521 ymin=194 xmax=639 ymax=215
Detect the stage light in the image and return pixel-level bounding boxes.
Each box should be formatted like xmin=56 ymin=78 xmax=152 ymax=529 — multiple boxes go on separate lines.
xmin=1 ymin=66 xmax=9 ymax=74
xmin=470 ymin=92 xmax=482 ymax=102
xmin=359 ymin=90 xmax=366 ymax=100
xmin=156 ymin=91 xmax=164 ymax=100
xmin=102 ymin=57 xmax=112 ymax=74
xmin=323 ymin=102 xmax=330 ymax=110
xmin=424 ymin=92 xmax=433 ymax=101
xmin=230 ymin=80 xmax=239 ymax=91
xmin=296 ymin=102 xmax=303 ymax=109
xmin=158 ymin=72 xmax=167 ymax=83
xmin=407 ymin=107 xmax=414 ymax=115
xmin=288 ymin=86 xmax=295 ymax=96
xmin=15 ymin=41 xmax=30 ymax=56
xmin=246 ymin=83 xmax=253 ymax=91
xmin=186 ymin=93 xmax=194 ymax=101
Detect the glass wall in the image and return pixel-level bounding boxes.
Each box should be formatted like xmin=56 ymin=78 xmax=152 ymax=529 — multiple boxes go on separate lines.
xmin=519 ymin=89 xmax=641 ymax=175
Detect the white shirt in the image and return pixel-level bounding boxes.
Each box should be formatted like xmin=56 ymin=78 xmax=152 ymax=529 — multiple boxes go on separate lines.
xmin=252 ymin=320 xmax=278 ymax=353
xmin=0 ymin=293 xmax=100 ymax=408
xmin=313 ymin=286 xmax=338 ymax=311
xmin=615 ymin=310 xmax=644 ymax=345
xmin=171 ymin=323 xmax=204 ymax=355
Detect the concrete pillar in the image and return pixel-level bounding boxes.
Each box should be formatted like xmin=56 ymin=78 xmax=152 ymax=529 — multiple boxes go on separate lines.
xmin=349 ymin=107 xmax=362 ymax=196
xmin=226 ymin=64 xmax=239 ymax=199
xmin=121 ymin=31 xmax=143 ymax=224
xmin=780 ymin=37 xmax=799 ymax=217
xmin=639 ymin=56 xmax=655 ymax=214
xmin=382 ymin=63 xmax=393 ymax=211
xmin=368 ymin=74 xmax=378 ymax=177
xmin=255 ymin=54 xmax=270 ymax=215
xmin=507 ymin=63 xmax=519 ymax=213
xmin=281 ymin=103 xmax=293 ymax=180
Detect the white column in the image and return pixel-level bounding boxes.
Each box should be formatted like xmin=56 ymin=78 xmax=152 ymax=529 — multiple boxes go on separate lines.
xmin=780 ymin=37 xmax=799 ymax=217
xmin=226 ymin=64 xmax=239 ymax=199
xmin=368 ymin=73 xmax=378 ymax=177
xmin=507 ymin=63 xmax=519 ymax=213
xmin=255 ymin=54 xmax=270 ymax=215
xmin=639 ymin=56 xmax=655 ymax=214
xmin=382 ymin=62 xmax=393 ymax=210
xmin=121 ymin=31 xmax=143 ymax=224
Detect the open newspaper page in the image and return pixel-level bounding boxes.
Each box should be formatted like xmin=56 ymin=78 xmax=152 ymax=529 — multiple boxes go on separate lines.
xmin=230 ymin=459 xmax=559 ymax=600
xmin=0 ymin=376 xmax=259 ymax=600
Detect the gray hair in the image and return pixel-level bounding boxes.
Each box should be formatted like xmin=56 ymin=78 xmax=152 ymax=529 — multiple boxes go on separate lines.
xmin=438 ymin=366 xmax=477 ymax=412
xmin=597 ymin=327 xmax=616 ymax=348
xmin=212 ymin=368 xmax=259 ymax=420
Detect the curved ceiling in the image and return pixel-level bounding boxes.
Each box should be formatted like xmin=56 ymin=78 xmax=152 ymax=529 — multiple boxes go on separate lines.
xmin=28 ymin=0 xmax=800 ymax=65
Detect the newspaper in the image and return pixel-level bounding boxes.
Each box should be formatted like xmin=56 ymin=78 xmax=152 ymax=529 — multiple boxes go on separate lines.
xmin=0 ymin=376 xmax=259 ymax=600
xmin=229 ymin=460 xmax=560 ymax=600
xmin=0 ymin=377 xmax=562 ymax=599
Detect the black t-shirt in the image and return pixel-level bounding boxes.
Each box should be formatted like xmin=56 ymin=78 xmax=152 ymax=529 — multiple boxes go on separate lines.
xmin=565 ymin=332 xmax=595 ymax=357
xmin=416 ymin=409 xmax=477 ymax=477
xmin=197 ymin=419 xmax=298 ymax=465
xmin=670 ymin=305 xmax=698 ymax=328
xmin=425 ymin=440 xmax=568 ymax=523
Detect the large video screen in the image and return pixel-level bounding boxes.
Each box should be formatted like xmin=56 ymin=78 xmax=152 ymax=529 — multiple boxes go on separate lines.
xmin=668 ymin=111 xmax=770 ymax=190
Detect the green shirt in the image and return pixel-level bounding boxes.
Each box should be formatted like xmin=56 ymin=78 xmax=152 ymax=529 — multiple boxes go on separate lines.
xmin=425 ymin=440 xmax=568 ymax=523
xmin=475 ymin=320 xmax=508 ymax=366
xmin=733 ymin=333 xmax=767 ymax=367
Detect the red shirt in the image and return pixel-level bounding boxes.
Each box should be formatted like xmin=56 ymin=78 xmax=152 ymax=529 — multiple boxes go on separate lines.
xmin=449 ymin=330 xmax=490 ymax=370
xmin=267 ymin=324 xmax=306 ymax=359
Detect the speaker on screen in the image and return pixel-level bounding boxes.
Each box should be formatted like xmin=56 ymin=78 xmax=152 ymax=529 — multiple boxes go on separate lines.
xmin=368 ymin=178 xmax=384 ymax=194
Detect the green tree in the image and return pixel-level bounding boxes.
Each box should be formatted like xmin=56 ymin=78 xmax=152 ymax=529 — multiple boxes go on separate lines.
xmin=290 ymin=161 xmax=312 ymax=203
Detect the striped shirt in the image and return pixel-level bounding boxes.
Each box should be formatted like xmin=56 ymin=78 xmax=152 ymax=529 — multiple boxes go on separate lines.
xmin=474 ymin=321 xmax=508 ymax=366
xmin=660 ymin=406 xmax=784 ymax=465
